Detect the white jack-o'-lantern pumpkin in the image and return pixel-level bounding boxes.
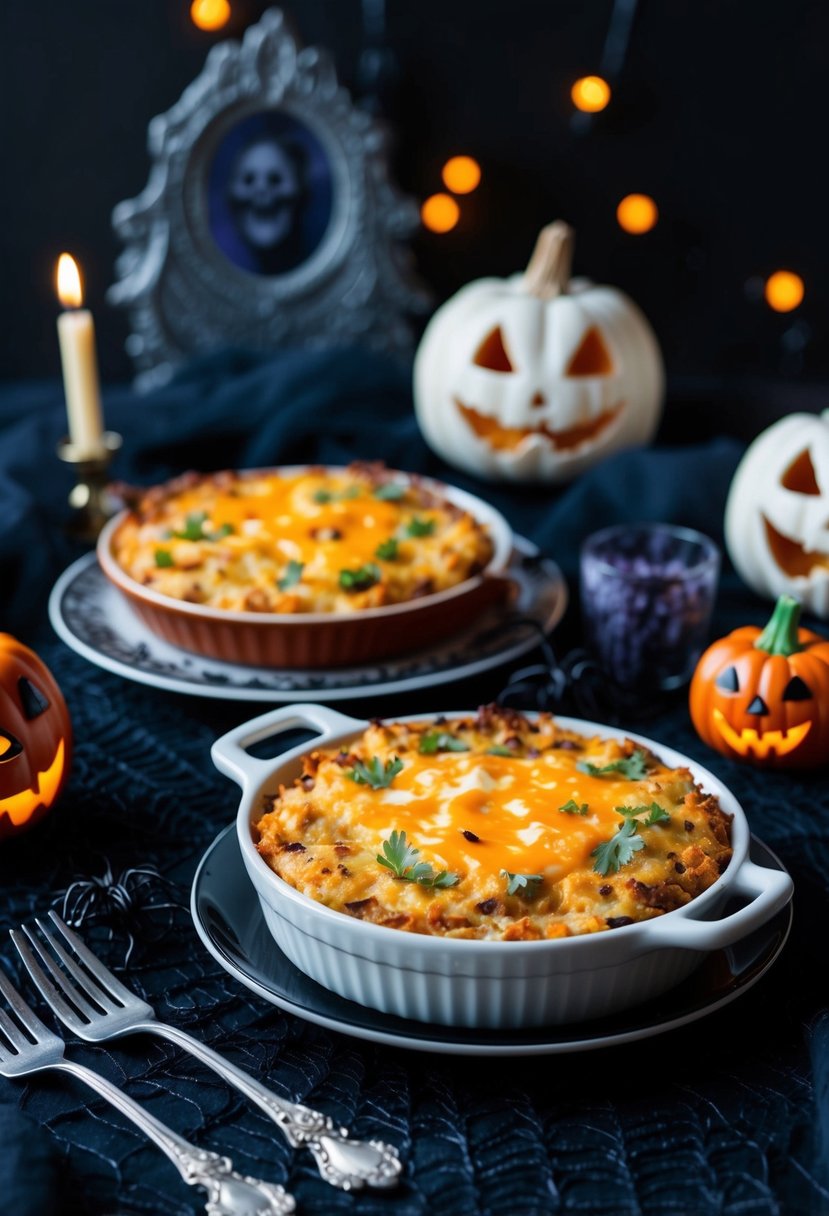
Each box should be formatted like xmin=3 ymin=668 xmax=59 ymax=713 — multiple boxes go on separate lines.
xmin=725 ymin=411 xmax=829 ymax=618
xmin=414 ymin=221 xmax=664 ymax=482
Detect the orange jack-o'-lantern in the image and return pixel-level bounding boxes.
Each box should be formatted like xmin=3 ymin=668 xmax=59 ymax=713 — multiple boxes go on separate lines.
xmin=725 ymin=411 xmax=829 ymax=618
xmin=414 ymin=221 xmax=664 ymax=483
xmin=689 ymin=596 xmax=829 ymax=768
xmin=0 ymin=635 xmax=71 ymax=839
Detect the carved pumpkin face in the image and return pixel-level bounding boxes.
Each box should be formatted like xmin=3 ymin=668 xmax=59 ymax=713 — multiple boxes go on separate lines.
xmin=414 ymin=222 xmax=664 ymax=483
xmin=725 ymin=410 xmax=829 ymax=618
xmin=689 ymin=597 xmax=829 ymax=768
xmin=0 ymin=635 xmax=72 ymax=840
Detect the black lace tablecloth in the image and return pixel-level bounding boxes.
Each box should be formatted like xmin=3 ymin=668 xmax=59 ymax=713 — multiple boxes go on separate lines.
xmin=1 ymin=351 xmax=827 ymax=1215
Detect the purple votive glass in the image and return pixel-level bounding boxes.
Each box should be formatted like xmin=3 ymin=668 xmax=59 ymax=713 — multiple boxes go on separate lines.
xmin=580 ymin=523 xmax=720 ymax=691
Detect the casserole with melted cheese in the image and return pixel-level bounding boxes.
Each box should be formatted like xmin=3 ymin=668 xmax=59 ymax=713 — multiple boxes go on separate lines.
xmin=110 ymin=465 xmax=495 ymax=614
xmin=254 ymin=706 xmax=733 ymax=940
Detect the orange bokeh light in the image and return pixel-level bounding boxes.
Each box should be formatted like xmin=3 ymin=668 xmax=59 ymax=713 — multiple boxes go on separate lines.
xmin=765 ymin=270 xmax=804 ymax=313
xmin=571 ymin=76 xmax=611 ymax=113
xmin=616 ymin=193 xmax=659 ymax=235
xmin=56 ymin=253 xmax=83 ymax=308
xmin=190 ymin=0 xmax=231 ymax=32
xmin=441 ymin=156 xmax=481 ymax=195
xmin=421 ymin=193 xmax=460 ymax=234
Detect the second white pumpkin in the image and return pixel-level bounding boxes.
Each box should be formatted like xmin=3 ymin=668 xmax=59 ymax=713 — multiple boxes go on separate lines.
xmin=414 ymin=221 xmax=665 ymax=483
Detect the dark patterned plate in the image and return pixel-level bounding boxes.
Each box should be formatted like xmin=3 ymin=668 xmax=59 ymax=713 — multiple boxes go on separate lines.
xmin=191 ymin=825 xmax=792 ymax=1056
xmin=48 ymin=539 xmax=565 ymax=701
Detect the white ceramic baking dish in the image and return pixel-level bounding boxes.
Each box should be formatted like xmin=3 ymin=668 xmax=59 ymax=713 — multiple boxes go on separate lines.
xmin=213 ymin=704 xmax=793 ymax=1029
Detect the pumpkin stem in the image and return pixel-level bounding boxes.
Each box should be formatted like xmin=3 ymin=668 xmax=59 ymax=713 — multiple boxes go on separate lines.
xmin=523 ymin=221 xmax=574 ymax=300
xmin=754 ymin=595 xmax=804 ymax=656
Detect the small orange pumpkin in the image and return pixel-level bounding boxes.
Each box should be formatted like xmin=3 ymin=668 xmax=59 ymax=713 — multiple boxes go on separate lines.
xmin=689 ymin=596 xmax=829 ymax=768
xmin=0 ymin=635 xmax=72 ymax=839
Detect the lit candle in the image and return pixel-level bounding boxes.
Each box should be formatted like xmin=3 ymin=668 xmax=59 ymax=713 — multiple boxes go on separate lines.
xmin=56 ymin=253 xmax=105 ymax=458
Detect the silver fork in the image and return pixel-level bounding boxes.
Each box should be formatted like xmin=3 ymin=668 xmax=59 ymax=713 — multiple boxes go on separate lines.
xmin=0 ymin=969 xmax=294 ymax=1216
xmin=11 ymin=912 xmax=401 ymax=1191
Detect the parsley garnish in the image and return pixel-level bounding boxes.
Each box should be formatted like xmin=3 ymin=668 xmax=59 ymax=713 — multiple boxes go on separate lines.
xmin=173 ymin=510 xmax=209 ymax=541
xmin=486 ymin=745 xmax=515 ymax=757
xmin=617 ymin=802 xmax=670 ymax=826
xmin=374 ymin=482 xmax=405 ymax=501
xmin=210 ymin=522 xmax=235 ymax=540
xmin=314 ymin=485 xmax=361 ymax=504
xmin=154 ymin=549 xmax=174 ymax=568
xmin=348 ymin=755 xmax=403 ymax=789
xmin=376 ymin=829 xmax=458 ymax=888
xmin=591 ymin=820 xmax=646 ymax=876
xmin=419 ymin=731 xmax=470 ymax=755
xmin=577 ymin=749 xmax=649 ymax=781
xmin=403 ymin=516 xmax=436 ymax=538
xmin=171 ymin=511 xmax=235 ymax=542
xmin=375 ymin=537 xmax=399 ymax=561
xmin=339 ymin=563 xmax=381 ymax=592
xmin=559 ymin=799 xmax=589 ymax=816
xmin=501 ymin=870 xmax=543 ymax=897
xmin=277 ymin=560 xmax=304 ymax=592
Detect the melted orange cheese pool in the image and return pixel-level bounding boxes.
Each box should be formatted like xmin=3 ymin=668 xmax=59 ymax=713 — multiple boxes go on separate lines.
xmin=255 ymin=709 xmax=733 ymax=940
xmin=111 ymin=466 xmax=494 ymax=613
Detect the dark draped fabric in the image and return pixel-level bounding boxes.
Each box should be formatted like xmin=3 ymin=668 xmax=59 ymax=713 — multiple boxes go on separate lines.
xmin=0 ymin=349 xmax=825 ymax=1215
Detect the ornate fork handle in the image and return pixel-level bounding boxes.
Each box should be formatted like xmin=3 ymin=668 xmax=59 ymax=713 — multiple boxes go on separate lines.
xmin=57 ymin=1059 xmax=294 ymax=1215
xmin=134 ymin=1019 xmax=402 ymax=1190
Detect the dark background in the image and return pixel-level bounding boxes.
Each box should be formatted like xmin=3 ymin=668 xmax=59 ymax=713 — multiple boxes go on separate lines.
xmin=1 ymin=0 xmax=827 ymax=400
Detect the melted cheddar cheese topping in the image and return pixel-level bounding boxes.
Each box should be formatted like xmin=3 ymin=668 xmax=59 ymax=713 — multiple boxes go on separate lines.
xmin=111 ymin=466 xmax=494 ymax=613
xmin=255 ymin=708 xmax=733 ymax=940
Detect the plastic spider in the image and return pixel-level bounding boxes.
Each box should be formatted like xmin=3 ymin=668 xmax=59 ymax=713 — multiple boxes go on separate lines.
xmin=53 ymin=859 xmax=184 ymax=967
xmin=495 ymin=619 xmax=646 ymax=722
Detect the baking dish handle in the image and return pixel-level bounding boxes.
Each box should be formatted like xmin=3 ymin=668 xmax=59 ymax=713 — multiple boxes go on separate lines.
xmin=644 ymin=859 xmax=793 ymax=951
xmin=211 ymin=704 xmax=363 ymax=791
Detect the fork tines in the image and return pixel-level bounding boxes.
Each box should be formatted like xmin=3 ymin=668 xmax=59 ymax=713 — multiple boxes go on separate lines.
xmin=11 ymin=913 xmax=127 ymax=1031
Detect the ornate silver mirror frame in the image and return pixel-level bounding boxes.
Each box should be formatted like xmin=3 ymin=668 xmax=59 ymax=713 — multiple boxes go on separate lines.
xmin=109 ymin=8 xmax=428 ymax=390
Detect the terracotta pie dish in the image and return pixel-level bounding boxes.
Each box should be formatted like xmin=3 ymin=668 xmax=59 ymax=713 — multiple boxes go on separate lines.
xmin=213 ymin=703 xmax=794 ymax=1029
xmin=97 ymin=468 xmax=514 ymax=669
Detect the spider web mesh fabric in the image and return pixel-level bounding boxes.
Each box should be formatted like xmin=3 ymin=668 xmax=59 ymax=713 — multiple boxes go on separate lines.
xmin=1 ymin=638 xmax=827 ymax=1216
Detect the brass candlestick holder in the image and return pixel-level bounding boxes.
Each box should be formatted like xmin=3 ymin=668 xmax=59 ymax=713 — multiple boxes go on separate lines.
xmin=57 ymin=431 xmax=123 ymax=543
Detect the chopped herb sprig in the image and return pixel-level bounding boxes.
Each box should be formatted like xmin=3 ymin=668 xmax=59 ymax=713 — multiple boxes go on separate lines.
xmin=376 ymin=829 xmax=458 ymax=888
xmin=501 ymin=870 xmax=543 ymax=897
xmin=373 ymin=482 xmax=406 ymax=501
xmin=577 ymin=749 xmax=649 ymax=781
xmin=277 ymin=560 xmax=304 ymax=592
xmin=375 ymin=538 xmax=399 ymax=561
xmin=348 ymin=755 xmax=403 ymax=789
xmin=419 ymin=731 xmax=470 ymax=755
xmin=591 ymin=819 xmax=646 ymax=876
xmin=617 ymin=802 xmax=670 ymax=826
xmin=339 ymin=563 xmax=381 ymax=592
xmin=559 ymin=799 xmax=589 ymax=816
xmin=403 ymin=516 xmax=436 ymax=538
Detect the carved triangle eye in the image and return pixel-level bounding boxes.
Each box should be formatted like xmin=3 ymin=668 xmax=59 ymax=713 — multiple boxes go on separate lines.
xmin=19 ymin=677 xmax=49 ymax=720
xmin=783 ymin=675 xmax=811 ymax=701
xmin=781 ymin=448 xmax=821 ymax=495
xmin=0 ymin=729 xmax=23 ymax=762
xmin=565 ymin=327 xmax=614 ymax=377
xmin=473 ymin=327 xmax=514 ymax=373
xmin=715 ymin=666 xmax=740 ymax=693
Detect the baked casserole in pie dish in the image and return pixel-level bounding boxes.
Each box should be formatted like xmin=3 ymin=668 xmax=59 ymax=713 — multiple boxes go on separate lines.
xmin=214 ymin=704 xmax=793 ymax=1028
xmin=97 ymin=464 xmax=513 ymax=668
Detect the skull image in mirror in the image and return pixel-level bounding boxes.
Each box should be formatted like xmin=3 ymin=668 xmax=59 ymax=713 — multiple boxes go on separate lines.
xmin=227 ymin=136 xmax=306 ymax=272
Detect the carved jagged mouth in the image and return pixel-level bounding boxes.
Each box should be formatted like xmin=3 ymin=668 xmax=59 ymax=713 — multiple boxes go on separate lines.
xmin=0 ymin=738 xmax=66 ymax=827
xmin=763 ymin=516 xmax=829 ymax=578
xmin=456 ymin=401 xmax=624 ymax=452
xmin=712 ymin=708 xmax=811 ymax=758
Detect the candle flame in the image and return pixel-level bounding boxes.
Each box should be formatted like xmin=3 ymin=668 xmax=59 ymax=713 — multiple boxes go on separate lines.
xmin=57 ymin=253 xmax=83 ymax=308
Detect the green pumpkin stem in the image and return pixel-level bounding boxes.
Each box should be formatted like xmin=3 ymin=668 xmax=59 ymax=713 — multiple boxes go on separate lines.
xmin=754 ymin=595 xmax=804 ymax=657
